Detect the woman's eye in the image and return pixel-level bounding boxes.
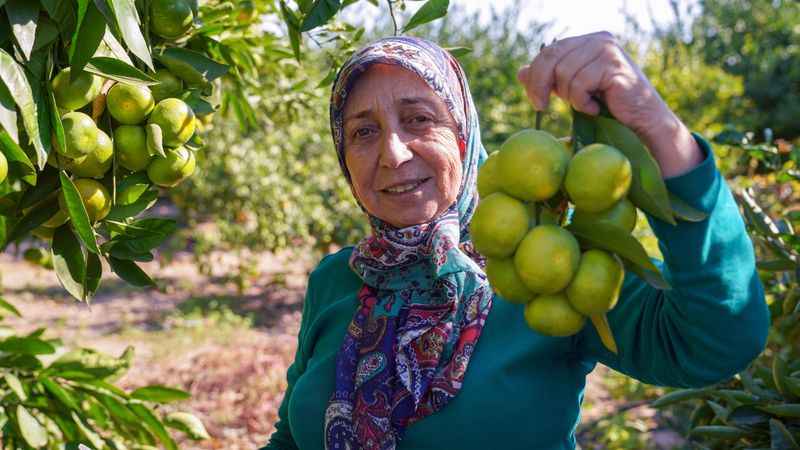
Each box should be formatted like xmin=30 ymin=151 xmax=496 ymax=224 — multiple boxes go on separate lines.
xmin=354 ymin=127 xmax=373 ymax=138
xmin=412 ymin=115 xmax=431 ymax=123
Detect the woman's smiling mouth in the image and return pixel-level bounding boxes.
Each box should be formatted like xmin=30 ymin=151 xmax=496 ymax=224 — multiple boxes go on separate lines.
xmin=381 ymin=177 xmax=432 ymax=194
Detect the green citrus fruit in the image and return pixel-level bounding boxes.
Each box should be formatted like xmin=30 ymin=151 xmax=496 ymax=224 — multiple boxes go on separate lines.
xmin=114 ymin=125 xmax=151 ymax=171
xmin=565 ymin=249 xmax=625 ymax=315
xmin=571 ymin=198 xmax=638 ymax=232
xmin=497 ymin=129 xmax=570 ymax=201
xmin=107 ymin=83 xmax=155 ymax=125
xmin=147 ymin=146 xmax=196 ymax=187
xmin=0 ymin=151 xmax=7 ymax=183
xmin=61 ymin=112 xmax=99 ymax=158
xmin=150 ymin=0 xmax=194 ymax=39
xmin=151 ymin=69 xmax=184 ymax=102
xmin=148 ymin=98 xmax=196 ymax=147
xmin=514 ymin=224 xmax=581 ymax=294
xmin=67 ymin=129 xmax=113 ymax=178
xmin=485 ymin=257 xmax=534 ymax=304
xmin=477 ymin=151 xmax=503 ymax=198
xmin=51 ymin=68 xmax=103 ymax=111
xmin=524 ymin=292 xmax=586 ymax=337
xmin=58 ymin=178 xmax=111 ymax=222
xmin=237 ymin=0 xmax=256 ymax=22
xmin=565 ymin=143 xmax=632 ymax=213
xmin=469 ymin=192 xmax=530 ymax=258
xmin=43 ymin=208 xmax=69 ymax=228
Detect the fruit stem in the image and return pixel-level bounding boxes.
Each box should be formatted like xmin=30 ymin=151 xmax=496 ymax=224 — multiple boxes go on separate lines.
xmin=590 ymin=314 xmax=618 ymax=354
xmin=535 ymin=111 xmax=542 ymax=130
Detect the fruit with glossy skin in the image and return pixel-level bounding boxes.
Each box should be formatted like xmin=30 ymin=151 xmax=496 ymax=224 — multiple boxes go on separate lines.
xmin=67 ymin=129 xmax=113 ymax=178
xmin=497 ymin=129 xmax=570 ymax=201
xmin=564 ymin=143 xmax=632 ymax=213
xmin=150 ymin=0 xmax=194 ymax=39
xmin=61 ymin=112 xmax=99 ymax=158
xmin=147 ymin=146 xmax=196 ymax=187
xmin=470 ymin=192 xmax=530 ymax=258
xmin=485 ymin=257 xmax=534 ymax=304
xmin=51 ymin=68 xmax=103 ymax=111
xmin=571 ymin=198 xmax=638 ymax=232
xmin=514 ymin=224 xmax=581 ymax=294
xmin=524 ymin=293 xmax=586 ymax=337
xmin=114 ymin=125 xmax=151 ymax=171
xmin=107 ymin=83 xmax=155 ymax=125
xmin=148 ymin=98 xmax=196 ymax=147
xmin=58 ymin=178 xmax=112 ymax=222
xmin=565 ymin=249 xmax=625 ymax=315
xmin=150 ymin=69 xmax=184 ymax=102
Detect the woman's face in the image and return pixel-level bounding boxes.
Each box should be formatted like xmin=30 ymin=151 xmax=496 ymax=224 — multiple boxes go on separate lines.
xmin=343 ymin=64 xmax=462 ymax=229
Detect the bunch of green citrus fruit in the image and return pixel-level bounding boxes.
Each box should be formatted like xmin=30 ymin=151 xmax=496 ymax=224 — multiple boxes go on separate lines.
xmin=34 ymin=66 xmax=198 ymax=238
xmin=472 ymin=129 xmax=637 ymax=353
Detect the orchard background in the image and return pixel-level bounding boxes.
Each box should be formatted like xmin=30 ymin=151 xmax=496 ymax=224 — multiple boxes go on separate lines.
xmin=1 ymin=0 xmax=798 ymax=449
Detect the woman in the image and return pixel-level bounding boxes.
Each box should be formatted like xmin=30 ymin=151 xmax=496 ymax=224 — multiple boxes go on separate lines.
xmin=263 ymin=33 xmax=769 ymax=450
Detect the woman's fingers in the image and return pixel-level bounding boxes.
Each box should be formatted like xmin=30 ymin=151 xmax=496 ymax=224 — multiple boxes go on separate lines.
xmin=566 ymin=57 xmax=609 ymax=115
xmin=553 ymin=38 xmax=610 ymax=104
xmin=519 ymin=31 xmax=616 ymax=111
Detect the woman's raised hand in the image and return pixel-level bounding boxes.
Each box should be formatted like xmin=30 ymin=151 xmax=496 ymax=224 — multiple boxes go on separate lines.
xmin=517 ymin=32 xmax=703 ymax=178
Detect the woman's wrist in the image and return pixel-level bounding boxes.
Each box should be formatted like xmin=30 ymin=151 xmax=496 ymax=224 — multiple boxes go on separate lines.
xmin=638 ymin=108 xmax=705 ymax=179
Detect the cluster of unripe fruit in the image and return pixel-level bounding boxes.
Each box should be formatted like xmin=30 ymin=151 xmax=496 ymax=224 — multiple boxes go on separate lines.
xmin=472 ymin=129 xmax=636 ymax=351
xmin=33 ymin=66 xmax=198 ymax=239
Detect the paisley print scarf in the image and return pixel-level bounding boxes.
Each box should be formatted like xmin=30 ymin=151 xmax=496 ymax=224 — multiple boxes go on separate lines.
xmin=324 ymin=36 xmax=492 ymax=450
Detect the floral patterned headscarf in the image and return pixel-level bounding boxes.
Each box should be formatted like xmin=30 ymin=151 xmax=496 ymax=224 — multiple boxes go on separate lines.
xmin=324 ymin=36 xmax=492 ymax=450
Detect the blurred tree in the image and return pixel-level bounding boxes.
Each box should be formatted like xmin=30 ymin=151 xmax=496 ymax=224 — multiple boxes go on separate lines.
xmin=691 ymin=0 xmax=800 ymax=139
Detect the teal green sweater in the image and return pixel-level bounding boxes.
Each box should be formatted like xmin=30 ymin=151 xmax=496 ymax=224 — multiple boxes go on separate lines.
xmin=262 ymin=138 xmax=769 ymax=450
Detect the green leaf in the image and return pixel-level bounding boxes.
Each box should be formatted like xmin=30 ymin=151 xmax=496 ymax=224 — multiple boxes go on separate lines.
xmin=770 ymin=418 xmax=800 ymax=449
xmin=59 ymin=171 xmax=100 ymax=255
xmin=571 ymin=109 xmax=596 ymax=153
xmin=0 ymin=49 xmax=46 ymax=169
xmin=0 ymin=336 xmax=55 ymax=355
xmin=85 ymin=250 xmax=102 ymax=299
xmin=402 ymin=0 xmax=448 ymax=32
xmin=299 ymin=0 xmax=340 ymax=32
xmin=669 ymin=192 xmax=708 ymax=222
xmin=145 ymin=123 xmax=165 ymax=157
xmin=180 ymin=90 xmax=215 ymax=116
xmin=567 ymin=220 xmax=669 ymax=288
xmin=759 ymin=404 xmax=800 ymax=419
xmin=19 ymin=166 xmax=59 ymax=209
xmin=105 ymin=189 xmax=158 ymax=222
xmin=46 ymin=79 xmax=66 ymax=157
xmin=102 ymin=26 xmax=133 ymax=66
xmin=6 ymin=0 xmax=39 ymax=60
xmin=70 ymin=411 xmax=105 ymax=449
xmin=108 ymin=256 xmax=156 ymax=287
xmin=16 ymin=405 xmax=48 ymax=448
xmin=129 ymin=402 xmax=178 ymax=450
xmin=5 ymin=196 xmax=59 ymax=244
xmin=32 ymin=15 xmax=59 ymax=52
xmin=444 ymin=46 xmax=471 ymax=58
xmin=41 ymin=377 xmax=80 ymax=410
xmin=108 ymin=218 xmax=176 ymax=251
xmin=85 ymin=56 xmax=159 ymax=86
xmin=156 ymin=47 xmax=229 ymax=87
xmin=106 ymin=0 xmax=154 ymax=70
xmin=0 ymin=78 xmax=18 ymax=143
xmin=0 ymin=297 xmax=21 ymax=317
xmin=4 ymin=373 xmax=27 ymax=401
xmin=727 ymin=405 xmax=770 ymax=429
xmin=0 ymin=130 xmax=35 ymax=185
xmin=652 ymin=387 xmax=711 ymax=408
xmin=621 ymin=258 xmax=671 ymax=290
xmin=131 ymin=385 xmax=190 ymax=403
xmin=48 ymin=347 xmax=131 ymax=380
xmin=164 ymin=412 xmax=209 ymax=440
xmin=69 ymin=1 xmax=107 ymax=73
xmin=595 ymin=116 xmax=676 ymax=225
xmin=52 ymin=224 xmax=89 ymax=301
xmin=279 ymin=1 xmax=301 ymax=60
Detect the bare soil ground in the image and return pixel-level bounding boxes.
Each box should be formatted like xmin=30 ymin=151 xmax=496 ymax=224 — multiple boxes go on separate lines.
xmin=0 ymin=248 xmax=684 ymax=449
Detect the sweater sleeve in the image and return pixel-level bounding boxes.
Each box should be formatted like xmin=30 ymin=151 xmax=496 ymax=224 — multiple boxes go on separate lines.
xmin=575 ymin=134 xmax=770 ymax=388
xmin=260 ymin=271 xmax=319 ymax=450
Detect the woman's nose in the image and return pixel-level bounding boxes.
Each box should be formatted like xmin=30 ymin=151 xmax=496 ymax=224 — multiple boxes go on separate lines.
xmin=379 ymin=130 xmax=414 ymax=168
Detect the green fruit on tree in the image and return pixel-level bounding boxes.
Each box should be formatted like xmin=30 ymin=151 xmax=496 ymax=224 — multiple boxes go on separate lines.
xmin=147 ymin=146 xmax=196 ymax=187
xmin=477 ymin=151 xmax=503 ymax=197
xmin=43 ymin=208 xmax=69 ymax=228
xmin=51 ymin=68 xmax=103 ymax=111
xmin=571 ymin=198 xmax=638 ymax=232
xmin=148 ymin=98 xmax=196 ymax=147
xmin=565 ymin=143 xmax=632 ymax=213
xmin=497 ymin=129 xmax=570 ymax=201
xmin=514 ymin=224 xmax=581 ymax=294
xmin=524 ymin=293 xmax=586 ymax=337
xmin=485 ymin=257 xmax=534 ymax=304
xmin=0 ymin=151 xmax=7 ymax=183
xmin=565 ymin=249 xmax=625 ymax=315
xmin=58 ymin=178 xmax=111 ymax=222
xmin=67 ymin=129 xmax=113 ymax=178
xmin=107 ymin=83 xmax=155 ymax=125
xmin=469 ymin=192 xmax=529 ymax=258
xmin=114 ymin=125 xmax=151 ymax=171
xmin=150 ymin=0 xmax=194 ymax=39
xmin=151 ymin=69 xmax=184 ymax=102
xmin=61 ymin=112 xmax=99 ymax=158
